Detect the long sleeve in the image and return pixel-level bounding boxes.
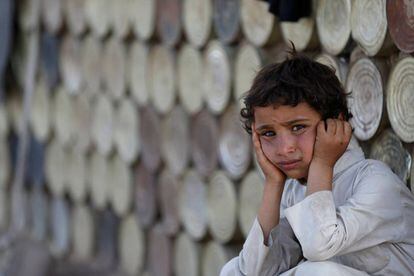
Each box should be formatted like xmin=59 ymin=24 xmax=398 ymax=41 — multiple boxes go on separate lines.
xmin=260 ymin=218 xmax=303 ymax=275
xmin=284 ymin=169 xmax=404 ymax=262
xmin=233 ymin=217 xmax=302 ymax=276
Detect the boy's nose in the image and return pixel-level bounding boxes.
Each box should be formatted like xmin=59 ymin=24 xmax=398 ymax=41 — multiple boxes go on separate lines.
xmin=277 ymin=134 xmax=296 ymax=156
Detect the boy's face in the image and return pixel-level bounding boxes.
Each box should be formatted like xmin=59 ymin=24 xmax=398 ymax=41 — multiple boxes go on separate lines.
xmin=254 ymin=102 xmax=322 ymax=180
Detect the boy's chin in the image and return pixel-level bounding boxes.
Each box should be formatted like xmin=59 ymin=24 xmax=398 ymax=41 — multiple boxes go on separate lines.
xmin=284 ymin=169 xmax=308 ymax=182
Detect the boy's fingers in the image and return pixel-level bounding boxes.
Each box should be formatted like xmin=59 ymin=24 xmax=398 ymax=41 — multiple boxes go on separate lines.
xmin=251 ymin=127 xmax=273 ymax=169
xmin=317 ymin=120 xmax=325 ymax=136
xmin=344 ymin=121 xmax=352 ymax=139
xmin=327 ymin=119 xmax=336 ymax=135
xmin=335 ymin=120 xmax=344 ymax=136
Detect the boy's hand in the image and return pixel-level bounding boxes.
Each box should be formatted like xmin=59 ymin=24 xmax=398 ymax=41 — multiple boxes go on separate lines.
xmin=311 ymin=119 xmax=353 ymax=168
xmin=252 ymin=123 xmax=287 ymax=186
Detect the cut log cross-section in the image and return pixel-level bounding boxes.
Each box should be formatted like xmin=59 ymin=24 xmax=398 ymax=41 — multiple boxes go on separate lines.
xmin=346 ymin=58 xmax=388 ymax=141
xmin=158 ymin=169 xmax=181 ymax=236
xmin=119 ymin=214 xmax=145 ymax=276
xmin=207 ymin=171 xmax=238 ymax=243
xmin=177 ymin=44 xmax=204 ymax=114
xmin=134 ymin=163 xmax=157 ymax=228
xmin=218 ymin=104 xmax=251 ymax=179
xmin=179 ymin=170 xmax=208 ymax=240
xmin=241 ymin=0 xmax=280 ymax=47
xmin=386 ymin=57 xmax=414 ymax=143
xmin=387 ymin=0 xmax=414 ymax=53
xmin=351 ymin=0 xmax=393 ymax=56
xmin=239 ymin=170 xmax=265 ymax=238
xmin=191 ymin=109 xmax=219 ymax=177
xmin=370 ymin=129 xmax=412 ymax=183
xmin=64 ymin=0 xmax=87 ymax=36
xmin=213 ymin=0 xmax=241 ymax=44
xmin=161 ymin=105 xmax=190 ymax=176
xmin=204 ymin=41 xmax=233 ymax=115
xmin=183 ymin=0 xmax=212 ymax=48
xmin=316 ymin=0 xmax=352 ymax=55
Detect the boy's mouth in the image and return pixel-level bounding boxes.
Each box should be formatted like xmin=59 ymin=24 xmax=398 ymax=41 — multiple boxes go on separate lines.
xmin=277 ymin=159 xmax=301 ymax=170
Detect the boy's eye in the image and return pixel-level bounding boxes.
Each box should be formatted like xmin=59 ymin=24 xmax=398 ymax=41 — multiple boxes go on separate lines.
xmin=292 ymin=125 xmax=306 ymax=132
xmin=261 ymin=130 xmax=275 ymax=137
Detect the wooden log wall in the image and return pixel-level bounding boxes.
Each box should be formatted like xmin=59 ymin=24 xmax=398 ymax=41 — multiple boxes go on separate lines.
xmin=0 ymin=0 xmax=412 ymax=275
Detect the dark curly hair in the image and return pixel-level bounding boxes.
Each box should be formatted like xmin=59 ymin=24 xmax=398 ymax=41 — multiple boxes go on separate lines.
xmin=240 ymin=51 xmax=352 ymax=134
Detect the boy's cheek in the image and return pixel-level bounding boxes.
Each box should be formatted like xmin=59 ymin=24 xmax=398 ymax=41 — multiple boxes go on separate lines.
xmin=298 ymin=128 xmax=317 ymax=161
xmin=260 ymin=139 xmax=276 ymax=163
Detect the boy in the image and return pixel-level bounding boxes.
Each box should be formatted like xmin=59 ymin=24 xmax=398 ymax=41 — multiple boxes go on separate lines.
xmin=221 ymin=52 xmax=414 ymax=275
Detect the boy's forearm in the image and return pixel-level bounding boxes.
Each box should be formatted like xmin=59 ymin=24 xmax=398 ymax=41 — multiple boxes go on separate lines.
xmin=257 ymin=181 xmax=284 ymax=245
xmin=306 ymin=161 xmax=333 ymax=196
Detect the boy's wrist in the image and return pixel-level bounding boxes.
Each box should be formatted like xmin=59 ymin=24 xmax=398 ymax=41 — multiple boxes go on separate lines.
xmin=307 ymin=160 xmax=334 ymax=195
xmin=264 ymin=179 xmax=285 ymax=190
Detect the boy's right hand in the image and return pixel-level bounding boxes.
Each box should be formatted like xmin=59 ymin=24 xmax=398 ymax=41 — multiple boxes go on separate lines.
xmin=252 ymin=123 xmax=287 ymax=187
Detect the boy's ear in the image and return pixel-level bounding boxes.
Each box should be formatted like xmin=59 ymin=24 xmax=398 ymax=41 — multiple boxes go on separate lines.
xmin=338 ymin=113 xmax=345 ymax=120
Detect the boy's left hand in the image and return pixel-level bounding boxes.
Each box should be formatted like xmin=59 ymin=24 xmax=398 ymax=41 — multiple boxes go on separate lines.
xmin=311 ymin=119 xmax=353 ymax=169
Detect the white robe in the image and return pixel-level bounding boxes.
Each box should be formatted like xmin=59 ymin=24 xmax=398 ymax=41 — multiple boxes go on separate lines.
xmin=221 ymin=137 xmax=414 ymax=275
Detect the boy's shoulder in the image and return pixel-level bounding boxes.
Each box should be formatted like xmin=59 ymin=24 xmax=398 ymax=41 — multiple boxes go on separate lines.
xmin=349 ymin=158 xmax=406 ymax=192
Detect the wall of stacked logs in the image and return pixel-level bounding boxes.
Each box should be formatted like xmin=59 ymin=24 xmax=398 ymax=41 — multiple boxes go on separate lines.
xmin=0 ymin=0 xmax=413 ymax=275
